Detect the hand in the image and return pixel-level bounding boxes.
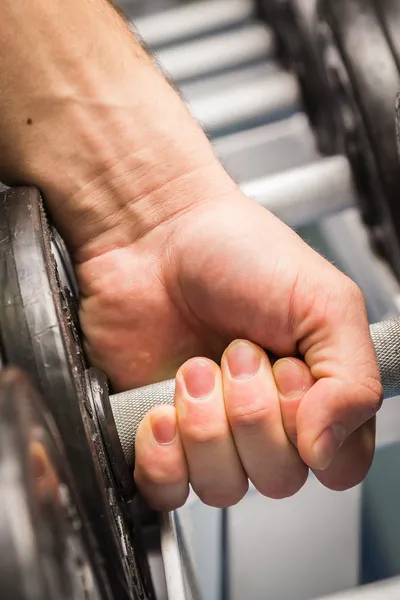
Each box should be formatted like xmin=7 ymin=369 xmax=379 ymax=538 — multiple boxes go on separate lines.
xmin=76 ymin=187 xmax=382 ymax=511
xmin=0 ymin=0 xmax=380 ymax=511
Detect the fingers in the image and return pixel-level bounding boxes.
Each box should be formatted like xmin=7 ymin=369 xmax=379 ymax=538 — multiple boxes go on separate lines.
xmin=135 ymin=318 xmax=379 ymax=511
xmin=175 ymin=358 xmax=249 ymax=507
xmin=136 ymin=343 xmax=309 ymax=510
xmin=273 ymin=358 xmax=315 ymax=446
xmin=274 ymin=356 xmax=376 ymax=491
xmin=134 ymin=405 xmax=190 ymax=512
xmin=221 ymin=341 xmax=308 ymax=499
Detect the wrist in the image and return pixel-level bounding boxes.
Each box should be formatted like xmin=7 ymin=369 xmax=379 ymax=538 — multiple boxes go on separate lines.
xmin=58 ymin=135 xmax=236 ymax=263
xmin=30 ymin=89 xmax=236 ymax=261
xmin=0 ymin=0 xmax=236 ymax=260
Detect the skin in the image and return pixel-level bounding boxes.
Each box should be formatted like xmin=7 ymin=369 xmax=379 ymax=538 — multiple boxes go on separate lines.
xmin=0 ymin=0 xmax=382 ymax=511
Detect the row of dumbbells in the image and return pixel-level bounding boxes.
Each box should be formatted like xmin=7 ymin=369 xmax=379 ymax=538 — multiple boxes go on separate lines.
xmin=124 ymin=0 xmax=400 ymax=285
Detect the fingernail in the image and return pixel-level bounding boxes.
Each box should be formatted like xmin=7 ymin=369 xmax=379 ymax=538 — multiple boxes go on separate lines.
xmin=312 ymin=424 xmax=348 ymax=470
xmin=151 ymin=413 xmax=177 ymax=445
xmin=183 ymin=359 xmax=216 ymax=400
xmin=227 ymin=341 xmax=261 ymax=380
xmin=274 ymin=359 xmax=305 ymax=398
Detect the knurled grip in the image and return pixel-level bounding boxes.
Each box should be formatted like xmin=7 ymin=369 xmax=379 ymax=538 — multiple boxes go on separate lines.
xmin=110 ymin=318 xmax=400 ymax=469
xmin=369 ymin=318 xmax=400 ymax=399
xmin=110 ymin=378 xmax=176 ymax=467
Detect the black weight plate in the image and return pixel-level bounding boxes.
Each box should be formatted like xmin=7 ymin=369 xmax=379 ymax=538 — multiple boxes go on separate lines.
xmin=318 ymin=0 xmax=400 ymax=278
xmin=0 ymin=368 xmax=105 ymax=600
xmin=258 ymin=0 xmax=336 ymax=154
xmin=375 ymin=0 xmax=400 ymax=72
xmin=0 ymin=188 xmax=152 ymax=600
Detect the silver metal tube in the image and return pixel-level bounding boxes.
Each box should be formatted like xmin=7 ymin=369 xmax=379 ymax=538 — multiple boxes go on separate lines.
xmin=180 ymin=61 xmax=281 ymax=102
xmin=188 ymin=71 xmax=300 ymax=136
xmin=215 ymin=113 xmax=319 ymax=182
xmin=156 ymin=23 xmax=275 ymax=83
xmin=132 ymin=0 xmax=254 ymax=49
xmin=241 ymin=155 xmax=356 ymax=228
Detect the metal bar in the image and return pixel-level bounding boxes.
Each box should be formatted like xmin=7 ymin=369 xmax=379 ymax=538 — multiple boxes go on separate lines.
xmin=180 ymin=61 xmax=281 ymax=102
xmin=159 ymin=512 xmax=188 ymax=600
xmin=188 ymin=71 xmax=300 ymax=137
xmin=156 ymin=23 xmax=274 ymax=83
xmin=241 ymin=155 xmax=356 ymax=228
xmin=214 ymin=113 xmax=318 ymax=182
xmin=132 ymin=0 xmax=254 ymax=49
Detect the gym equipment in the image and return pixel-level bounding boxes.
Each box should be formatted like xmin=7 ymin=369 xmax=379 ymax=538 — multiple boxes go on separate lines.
xmin=0 ymin=187 xmax=203 ymax=600
xmin=317 ymin=0 xmax=400 ymax=284
xmin=132 ymin=0 xmax=255 ymax=49
xmin=0 ymin=367 xmax=107 ymax=600
xmin=156 ymin=23 xmax=274 ymax=83
xmin=187 ymin=68 xmax=300 ymax=136
xmin=212 ymin=113 xmax=319 ymax=182
xmin=3 ymin=2 xmax=400 ymax=598
xmin=1 ymin=185 xmax=400 ymax=493
xmin=255 ymin=0 xmax=336 ymax=155
xmin=0 ymin=189 xmax=156 ymax=600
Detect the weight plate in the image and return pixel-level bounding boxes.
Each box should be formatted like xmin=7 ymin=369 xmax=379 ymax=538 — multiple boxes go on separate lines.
xmin=0 ymin=188 xmax=154 ymax=600
xmin=257 ymin=0 xmax=336 ymax=154
xmin=0 ymin=368 xmax=105 ymax=600
xmin=318 ymin=0 xmax=400 ymax=279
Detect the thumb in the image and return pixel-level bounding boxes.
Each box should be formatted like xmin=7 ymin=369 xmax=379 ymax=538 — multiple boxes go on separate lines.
xmin=295 ymin=305 xmax=383 ymax=471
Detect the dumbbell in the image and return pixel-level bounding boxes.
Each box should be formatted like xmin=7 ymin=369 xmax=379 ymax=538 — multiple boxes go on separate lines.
xmin=1 ymin=187 xmax=400 ymax=555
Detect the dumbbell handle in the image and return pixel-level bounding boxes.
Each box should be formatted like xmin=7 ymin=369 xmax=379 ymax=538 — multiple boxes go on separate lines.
xmin=110 ymin=318 xmax=400 ymax=469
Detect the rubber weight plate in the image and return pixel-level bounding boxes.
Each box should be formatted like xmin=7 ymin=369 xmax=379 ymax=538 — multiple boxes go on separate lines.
xmin=0 ymin=188 xmax=154 ymax=600
xmin=318 ymin=0 xmax=400 ymax=279
xmin=0 ymin=368 xmax=105 ymax=600
xmin=257 ymin=0 xmax=336 ymax=154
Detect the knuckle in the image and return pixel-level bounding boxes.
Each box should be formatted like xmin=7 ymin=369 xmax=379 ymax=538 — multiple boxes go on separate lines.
xmin=228 ymin=403 xmax=272 ymax=431
xmin=344 ymin=278 xmax=364 ymax=303
xmin=345 ymin=375 xmax=383 ymax=420
xmin=184 ymin=423 xmax=228 ymax=446
xmin=361 ymin=377 xmax=383 ymax=413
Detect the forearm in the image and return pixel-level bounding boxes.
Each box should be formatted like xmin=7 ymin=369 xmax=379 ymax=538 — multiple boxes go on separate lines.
xmin=0 ymin=0 xmax=234 ymax=259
